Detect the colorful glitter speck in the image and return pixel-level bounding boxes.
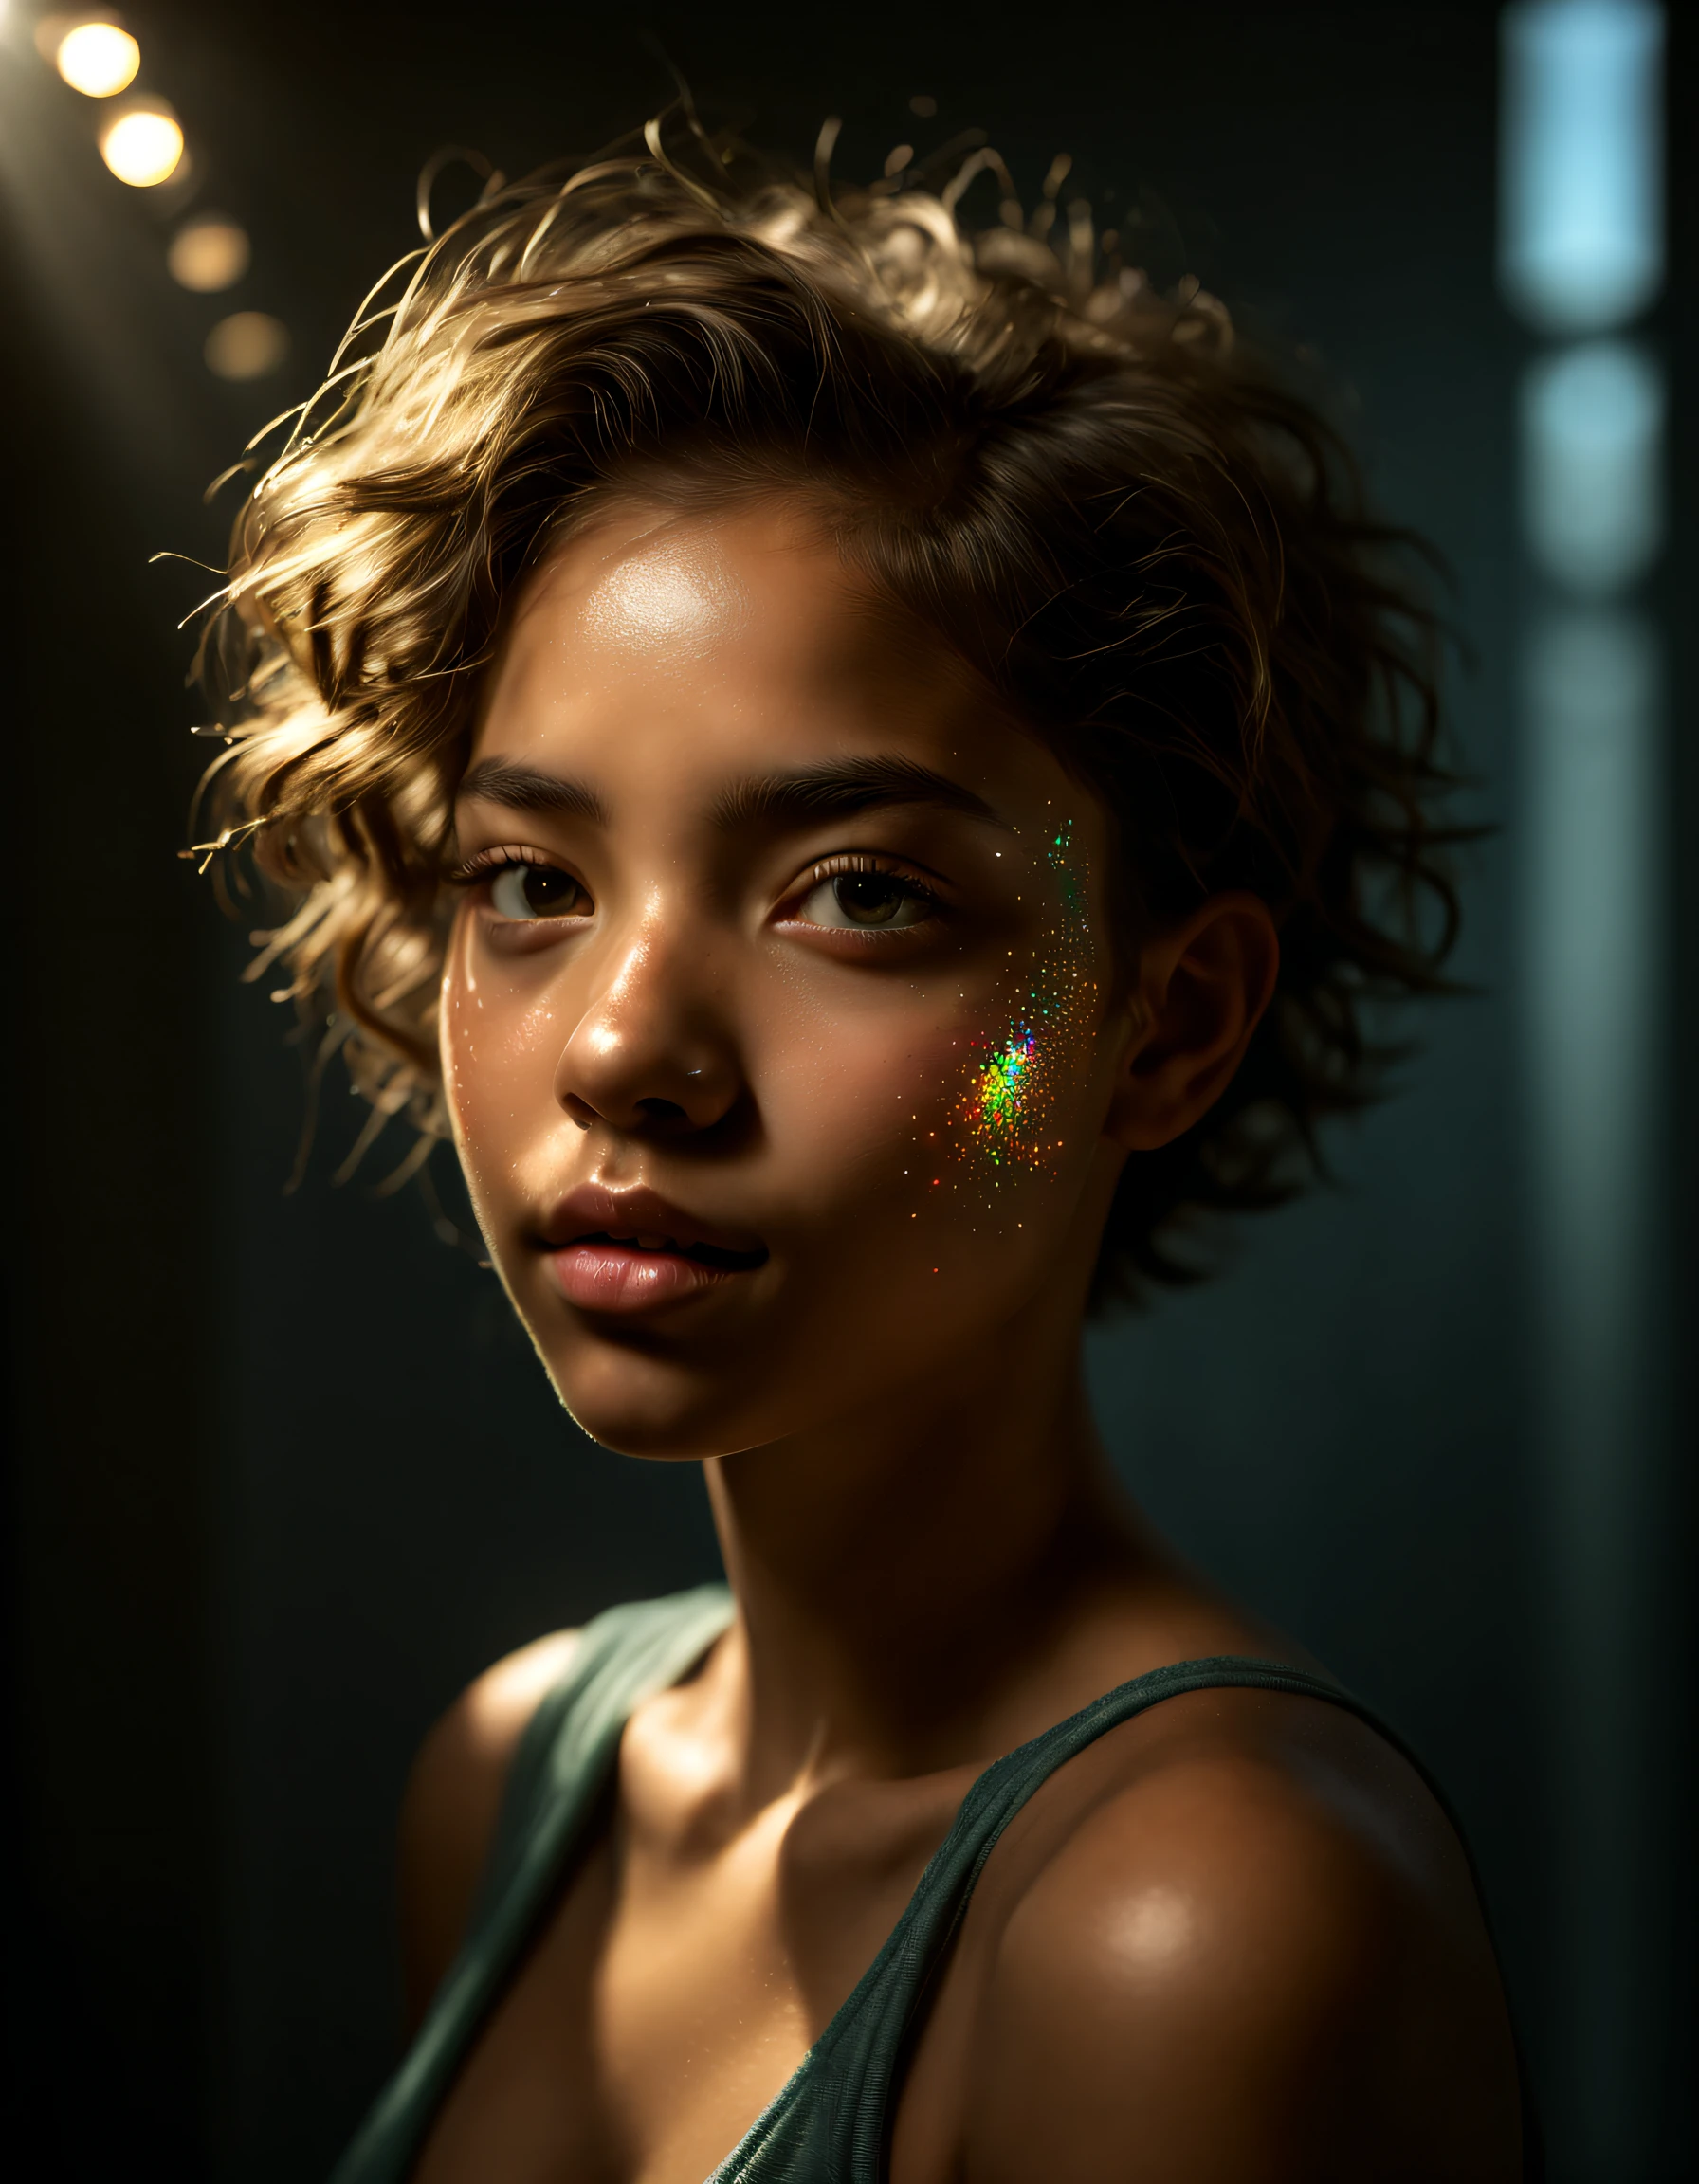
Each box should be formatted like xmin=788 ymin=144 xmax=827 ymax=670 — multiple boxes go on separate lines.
xmin=957 ymin=821 xmax=1097 ymax=1177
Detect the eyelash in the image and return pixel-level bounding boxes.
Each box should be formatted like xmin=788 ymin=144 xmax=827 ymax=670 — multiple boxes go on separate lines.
xmin=445 ymin=846 xmax=557 ymax=890
xmin=781 ymin=846 xmax=939 ymax=925
xmin=785 ymin=853 xmax=941 ymax=918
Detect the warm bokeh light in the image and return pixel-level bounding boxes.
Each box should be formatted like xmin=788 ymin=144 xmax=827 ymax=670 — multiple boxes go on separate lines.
xmin=205 ymin=311 xmax=289 ymax=382
xmin=169 ymin=215 xmax=251 ymax=293
xmin=98 ymin=104 xmax=184 ymax=187
xmin=56 ymin=23 xmax=141 ymax=97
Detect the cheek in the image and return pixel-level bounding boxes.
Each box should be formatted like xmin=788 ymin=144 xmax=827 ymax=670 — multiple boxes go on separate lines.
xmin=751 ymin=1002 xmax=958 ymax=1202
xmin=439 ymin=929 xmax=566 ymax=1187
xmin=950 ymin=957 xmax=1103 ymax=1198
xmin=766 ymin=829 xmax=1109 ymax=1265
xmin=757 ymin=973 xmax=1106 ymax=1256
xmin=948 ymin=822 xmax=1106 ymax=1218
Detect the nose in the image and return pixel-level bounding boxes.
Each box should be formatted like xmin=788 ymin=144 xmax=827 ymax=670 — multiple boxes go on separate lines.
xmin=553 ymin=918 xmax=742 ymax=1138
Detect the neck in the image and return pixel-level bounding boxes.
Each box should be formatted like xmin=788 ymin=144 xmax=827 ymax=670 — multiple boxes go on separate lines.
xmin=701 ymin=1301 xmax=1148 ymax=1791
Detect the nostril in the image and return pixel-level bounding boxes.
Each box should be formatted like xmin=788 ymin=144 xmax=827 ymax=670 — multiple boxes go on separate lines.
xmin=636 ymin=1096 xmax=688 ymax=1124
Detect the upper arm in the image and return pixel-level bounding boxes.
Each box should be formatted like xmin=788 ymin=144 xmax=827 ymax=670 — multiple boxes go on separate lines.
xmin=396 ymin=1629 xmax=581 ymax=2030
xmin=959 ymin=1755 xmax=1513 ymax=2184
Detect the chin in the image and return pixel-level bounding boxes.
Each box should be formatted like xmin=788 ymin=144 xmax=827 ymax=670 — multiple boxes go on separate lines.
xmin=540 ymin=1338 xmax=792 ymax=1462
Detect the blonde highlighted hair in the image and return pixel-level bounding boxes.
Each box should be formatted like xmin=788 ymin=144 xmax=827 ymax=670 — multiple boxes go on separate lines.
xmin=199 ymin=107 xmax=1461 ymax=1295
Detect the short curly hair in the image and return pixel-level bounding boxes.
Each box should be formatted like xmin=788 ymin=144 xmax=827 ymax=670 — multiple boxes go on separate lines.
xmin=199 ymin=110 xmax=1461 ymax=1302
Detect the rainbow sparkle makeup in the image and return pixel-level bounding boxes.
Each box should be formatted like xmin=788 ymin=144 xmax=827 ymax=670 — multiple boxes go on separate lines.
xmin=956 ymin=819 xmax=1098 ymax=1177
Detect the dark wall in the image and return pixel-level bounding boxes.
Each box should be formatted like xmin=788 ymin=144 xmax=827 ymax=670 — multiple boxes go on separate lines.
xmin=3 ymin=32 xmax=220 ymax=2168
xmin=5 ymin=6 xmax=1690 ymax=2182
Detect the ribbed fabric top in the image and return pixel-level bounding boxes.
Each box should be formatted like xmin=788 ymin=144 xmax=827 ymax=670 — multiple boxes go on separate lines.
xmin=328 ymin=1584 xmax=1465 ymax=2184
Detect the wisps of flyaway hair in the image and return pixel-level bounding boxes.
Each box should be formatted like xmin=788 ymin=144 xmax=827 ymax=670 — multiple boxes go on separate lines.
xmin=194 ymin=100 xmax=1464 ymax=1301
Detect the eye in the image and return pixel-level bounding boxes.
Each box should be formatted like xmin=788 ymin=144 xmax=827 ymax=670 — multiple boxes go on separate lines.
xmin=795 ymin=867 xmax=935 ymax=931
xmin=487 ymin=862 xmax=589 ymax=920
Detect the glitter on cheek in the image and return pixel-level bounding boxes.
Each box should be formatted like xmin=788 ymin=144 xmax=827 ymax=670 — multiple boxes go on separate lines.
xmin=955 ymin=820 xmax=1098 ymax=1180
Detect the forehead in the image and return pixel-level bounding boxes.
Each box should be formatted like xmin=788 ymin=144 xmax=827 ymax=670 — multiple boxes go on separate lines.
xmin=473 ymin=499 xmax=1068 ymax=810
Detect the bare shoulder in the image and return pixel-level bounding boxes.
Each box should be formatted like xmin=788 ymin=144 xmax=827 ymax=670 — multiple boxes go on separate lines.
xmin=954 ymin=1687 xmax=1522 ymax=2183
xmin=397 ymin=1629 xmax=582 ymax=2027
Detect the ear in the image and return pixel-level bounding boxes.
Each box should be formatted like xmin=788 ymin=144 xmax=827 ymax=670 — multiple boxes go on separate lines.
xmin=1105 ymin=894 xmax=1280 ymax=1153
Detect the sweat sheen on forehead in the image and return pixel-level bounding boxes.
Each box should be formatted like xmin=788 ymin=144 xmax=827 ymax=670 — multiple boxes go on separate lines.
xmin=507 ymin=504 xmax=1025 ymax=740
xmin=557 ymin=520 xmax=754 ymax=668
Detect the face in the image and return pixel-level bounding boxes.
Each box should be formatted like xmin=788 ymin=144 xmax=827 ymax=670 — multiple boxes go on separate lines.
xmin=440 ymin=500 xmax=1137 ymax=1458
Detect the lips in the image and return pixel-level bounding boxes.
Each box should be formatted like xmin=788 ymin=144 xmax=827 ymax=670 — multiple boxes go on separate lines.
xmin=539 ymin=1185 xmax=767 ymax=1315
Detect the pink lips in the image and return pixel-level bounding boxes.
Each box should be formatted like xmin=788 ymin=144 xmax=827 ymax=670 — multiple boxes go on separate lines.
xmin=539 ymin=1184 xmax=767 ymax=1318
xmin=548 ymin=1241 xmax=739 ymax=1313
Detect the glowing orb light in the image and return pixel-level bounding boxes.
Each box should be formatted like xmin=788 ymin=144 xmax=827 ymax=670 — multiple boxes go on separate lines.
xmin=169 ymin=215 xmax=250 ymax=293
xmin=99 ymin=103 xmax=184 ymax=187
xmin=56 ymin=23 xmax=141 ymax=98
xmin=205 ymin=311 xmax=289 ymax=382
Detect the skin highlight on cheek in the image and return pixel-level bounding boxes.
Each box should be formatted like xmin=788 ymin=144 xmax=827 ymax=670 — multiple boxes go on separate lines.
xmin=954 ymin=819 xmax=1099 ymax=1188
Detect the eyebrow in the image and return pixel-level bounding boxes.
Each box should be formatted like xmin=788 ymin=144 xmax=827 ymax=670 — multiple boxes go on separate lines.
xmin=456 ymin=758 xmax=607 ymax=822
xmin=710 ymin=756 xmax=1003 ymax=832
xmin=458 ymin=754 xmax=1005 ymax=833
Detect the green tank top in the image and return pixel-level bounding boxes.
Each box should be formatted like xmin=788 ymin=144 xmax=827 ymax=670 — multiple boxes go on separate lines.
xmin=327 ymin=1583 xmax=1487 ymax=2184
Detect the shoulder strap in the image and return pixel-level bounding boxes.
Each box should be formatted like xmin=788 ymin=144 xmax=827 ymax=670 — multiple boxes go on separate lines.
xmin=720 ymin=1656 xmax=1417 ymax=2184
xmin=470 ymin=1585 xmax=736 ymax=1929
xmin=330 ymin=1583 xmax=734 ymax=2184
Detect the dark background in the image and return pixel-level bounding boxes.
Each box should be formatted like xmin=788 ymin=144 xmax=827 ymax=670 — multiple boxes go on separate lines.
xmin=4 ymin=5 xmax=1692 ymax=2181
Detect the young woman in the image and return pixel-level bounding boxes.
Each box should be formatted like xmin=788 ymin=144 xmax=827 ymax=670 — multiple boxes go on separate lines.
xmin=203 ymin=113 xmax=1524 ymax=2183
